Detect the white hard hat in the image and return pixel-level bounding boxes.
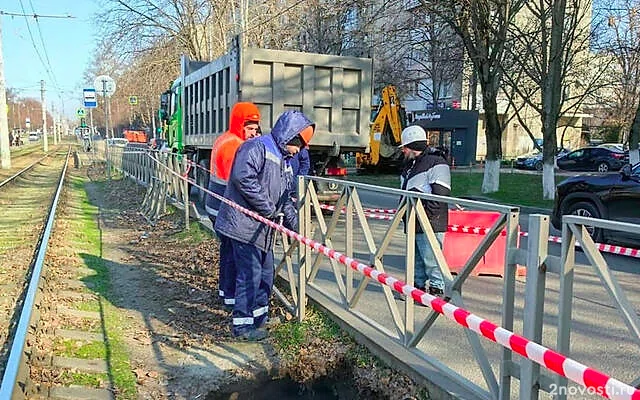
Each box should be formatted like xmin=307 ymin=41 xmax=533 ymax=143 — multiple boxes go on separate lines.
xmin=400 ymin=125 xmax=427 ymax=147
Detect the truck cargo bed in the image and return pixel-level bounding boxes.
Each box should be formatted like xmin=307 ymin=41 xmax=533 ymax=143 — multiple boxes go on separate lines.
xmin=181 ymin=39 xmax=372 ymax=152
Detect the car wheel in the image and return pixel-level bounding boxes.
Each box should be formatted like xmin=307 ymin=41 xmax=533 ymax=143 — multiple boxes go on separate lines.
xmin=535 ymin=161 xmax=543 ymax=171
xmin=597 ymin=162 xmax=609 ymax=173
xmin=565 ymin=201 xmax=603 ymax=242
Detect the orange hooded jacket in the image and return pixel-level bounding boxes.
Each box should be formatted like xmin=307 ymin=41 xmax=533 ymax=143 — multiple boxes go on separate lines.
xmin=209 ymin=102 xmax=260 ymax=181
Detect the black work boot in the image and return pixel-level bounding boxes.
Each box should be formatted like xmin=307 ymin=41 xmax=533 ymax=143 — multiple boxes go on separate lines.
xmin=428 ymin=286 xmax=444 ymax=298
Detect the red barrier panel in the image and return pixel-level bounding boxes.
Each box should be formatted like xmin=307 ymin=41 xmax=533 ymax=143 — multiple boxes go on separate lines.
xmin=443 ymin=210 xmax=524 ymax=277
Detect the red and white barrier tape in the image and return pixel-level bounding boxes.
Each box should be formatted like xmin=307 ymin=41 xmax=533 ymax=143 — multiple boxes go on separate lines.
xmin=529 ymin=233 xmax=640 ymax=258
xmin=148 ymin=153 xmax=639 ymax=400
xmin=317 ymin=203 xmax=640 ymax=259
xmin=319 ymin=203 xmax=398 ymax=215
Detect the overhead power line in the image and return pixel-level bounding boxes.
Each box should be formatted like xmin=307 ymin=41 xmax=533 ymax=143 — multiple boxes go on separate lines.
xmin=0 ymin=10 xmax=74 ymax=19
xmin=28 ymin=0 xmax=60 ymax=94
xmin=7 ymin=3 xmax=75 ymax=102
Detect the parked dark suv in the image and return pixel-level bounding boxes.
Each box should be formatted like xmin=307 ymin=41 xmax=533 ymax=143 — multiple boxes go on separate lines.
xmin=551 ymin=163 xmax=640 ymax=244
xmin=556 ymin=147 xmax=628 ymax=173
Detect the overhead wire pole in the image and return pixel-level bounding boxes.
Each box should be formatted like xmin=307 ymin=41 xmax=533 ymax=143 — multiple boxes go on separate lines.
xmin=0 ymin=17 xmax=10 ymax=168
xmin=0 ymin=8 xmax=75 ymax=164
xmin=41 ymin=80 xmax=48 ymax=152
xmin=52 ymin=104 xmax=57 ymax=145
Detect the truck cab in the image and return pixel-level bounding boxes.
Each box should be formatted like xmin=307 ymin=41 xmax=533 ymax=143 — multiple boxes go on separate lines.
xmin=159 ymin=80 xmax=183 ymax=153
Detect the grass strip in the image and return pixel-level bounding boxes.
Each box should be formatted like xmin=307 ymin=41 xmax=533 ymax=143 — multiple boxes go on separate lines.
xmin=54 ymin=338 xmax=107 ymax=359
xmin=347 ymin=171 xmax=564 ymax=209
xmin=60 ymin=371 xmax=108 ymax=388
xmin=60 ymin=175 xmax=137 ymax=399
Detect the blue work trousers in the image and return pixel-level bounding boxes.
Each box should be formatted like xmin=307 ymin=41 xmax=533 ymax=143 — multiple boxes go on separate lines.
xmin=414 ymin=232 xmax=445 ymax=290
xmin=216 ymin=233 xmax=236 ymax=306
xmin=230 ymin=239 xmax=274 ymax=336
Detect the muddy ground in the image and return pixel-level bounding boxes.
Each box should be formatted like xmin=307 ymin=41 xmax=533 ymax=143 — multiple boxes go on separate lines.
xmin=70 ymin=159 xmax=424 ymax=400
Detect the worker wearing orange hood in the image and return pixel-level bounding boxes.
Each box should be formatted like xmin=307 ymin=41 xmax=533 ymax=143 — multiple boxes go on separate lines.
xmin=205 ymin=102 xmax=261 ymax=308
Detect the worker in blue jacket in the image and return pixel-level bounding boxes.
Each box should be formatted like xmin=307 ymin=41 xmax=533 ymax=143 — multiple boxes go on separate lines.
xmin=214 ymin=110 xmax=315 ymax=341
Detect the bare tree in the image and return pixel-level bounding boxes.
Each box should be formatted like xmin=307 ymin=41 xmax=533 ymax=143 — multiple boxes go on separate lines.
xmin=96 ymin=0 xmax=232 ymax=61
xmin=503 ymin=0 xmax=610 ymax=199
xmin=629 ymin=102 xmax=640 ymax=164
xmin=597 ymin=0 xmax=640 ymax=164
xmin=420 ymin=0 xmax=525 ymax=193
xmin=400 ymin=7 xmax=465 ymax=108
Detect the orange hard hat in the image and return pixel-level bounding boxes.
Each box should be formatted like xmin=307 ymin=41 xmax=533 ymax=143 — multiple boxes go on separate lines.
xmin=299 ymin=125 xmax=314 ymax=147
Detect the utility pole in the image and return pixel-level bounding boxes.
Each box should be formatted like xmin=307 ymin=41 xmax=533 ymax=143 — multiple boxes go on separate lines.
xmin=89 ymin=108 xmax=94 ymax=153
xmin=102 ymin=79 xmax=111 ymax=179
xmin=0 ymin=17 xmax=11 ymax=169
xmin=52 ymin=104 xmax=58 ymax=145
xmin=41 ymin=80 xmax=48 ymax=152
xmin=0 ymin=10 xmax=73 ymax=167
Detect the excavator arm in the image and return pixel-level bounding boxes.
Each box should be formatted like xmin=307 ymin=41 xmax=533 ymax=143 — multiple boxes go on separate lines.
xmin=365 ymin=86 xmax=405 ymax=166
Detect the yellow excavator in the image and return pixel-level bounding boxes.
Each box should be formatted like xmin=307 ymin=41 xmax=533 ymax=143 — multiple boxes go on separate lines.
xmin=357 ymin=85 xmax=406 ymax=171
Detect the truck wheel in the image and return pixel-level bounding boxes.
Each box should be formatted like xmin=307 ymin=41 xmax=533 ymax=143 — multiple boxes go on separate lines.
xmin=565 ymin=201 xmax=603 ymax=242
xmin=195 ymin=159 xmax=210 ymax=206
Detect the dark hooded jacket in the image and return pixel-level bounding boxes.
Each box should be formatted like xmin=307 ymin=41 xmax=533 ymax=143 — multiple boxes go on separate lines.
xmin=214 ymin=111 xmax=314 ymax=252
xmin=400 ymin=148 xmax=451 ymax=233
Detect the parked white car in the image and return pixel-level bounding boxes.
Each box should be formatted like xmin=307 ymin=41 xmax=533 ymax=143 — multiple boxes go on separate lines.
xmin=106 ymin=138 xmax=129 ymax=147
xmin=28 ymin=132 xmax=39 ymax=141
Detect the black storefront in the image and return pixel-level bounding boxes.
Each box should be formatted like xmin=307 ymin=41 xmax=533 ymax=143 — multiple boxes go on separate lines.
xmin=409 ymin=110 xmax=479 ymax=166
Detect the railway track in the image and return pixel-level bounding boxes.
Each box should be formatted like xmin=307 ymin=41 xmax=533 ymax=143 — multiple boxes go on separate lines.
xmin=0 ymin=149 xmax=71 ymax=398
xmin=0 ymin=144 xmax=60 ymax=183
xmin=0 ymin=147 xmax=137 ymax=399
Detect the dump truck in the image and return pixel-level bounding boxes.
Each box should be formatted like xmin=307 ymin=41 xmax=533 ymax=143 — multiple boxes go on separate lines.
xmin=158 ymin=36 xmax=373 ymax=203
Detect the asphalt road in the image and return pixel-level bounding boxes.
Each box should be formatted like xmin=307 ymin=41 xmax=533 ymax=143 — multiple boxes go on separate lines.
xmin=354 ymin=188 xmax=640 ymax=274
xmin=285 ymin=187 xmax=640 ymax=399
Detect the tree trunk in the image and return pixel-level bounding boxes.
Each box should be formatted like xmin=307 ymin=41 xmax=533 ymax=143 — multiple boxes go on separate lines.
xmin=541 ymin=116 xmax=559 ymax=200
xmin=629 ymin=101 xmax=640 ymax=166
xmin=540 ymin=0 xmax=567 ymax=200
xmin=482 ymin=91 xmax=502 ymax=193
xmin=470 ymin=68 xmax=478 ymax=110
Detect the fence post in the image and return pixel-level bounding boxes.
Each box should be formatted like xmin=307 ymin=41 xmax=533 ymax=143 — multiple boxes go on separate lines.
xmin=404 ymin=199 xmax=416 ymax=345
xmin=181 ymin=156 xmax=190 ymax=231
xmin=519 ymin=214 xmax=549 ymax=399
xmin=555 ymin=220 xmax=576 ymax=400
xmin=297 ymin=175 xmax=308 ymax=322
xmin=499 ymin=208 xmax=520 ymax=400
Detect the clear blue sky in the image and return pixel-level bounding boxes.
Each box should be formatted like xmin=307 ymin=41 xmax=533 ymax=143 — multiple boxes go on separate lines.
xmin=2 ymin=0 xmax=99 ymax=119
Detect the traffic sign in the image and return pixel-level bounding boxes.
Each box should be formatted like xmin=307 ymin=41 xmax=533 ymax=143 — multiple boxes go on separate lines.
xmin=94 ymin=75 xmax=116 ymax=97
xmin=83 ymin=88 xmax=97 ymax=108
xmin=128 ymin=96 xmax=138 ymax=105
xmin=25 ymin=117 xmax=31 ymax=129
xmin=77 ymin=108 xmax=86 ymax=118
